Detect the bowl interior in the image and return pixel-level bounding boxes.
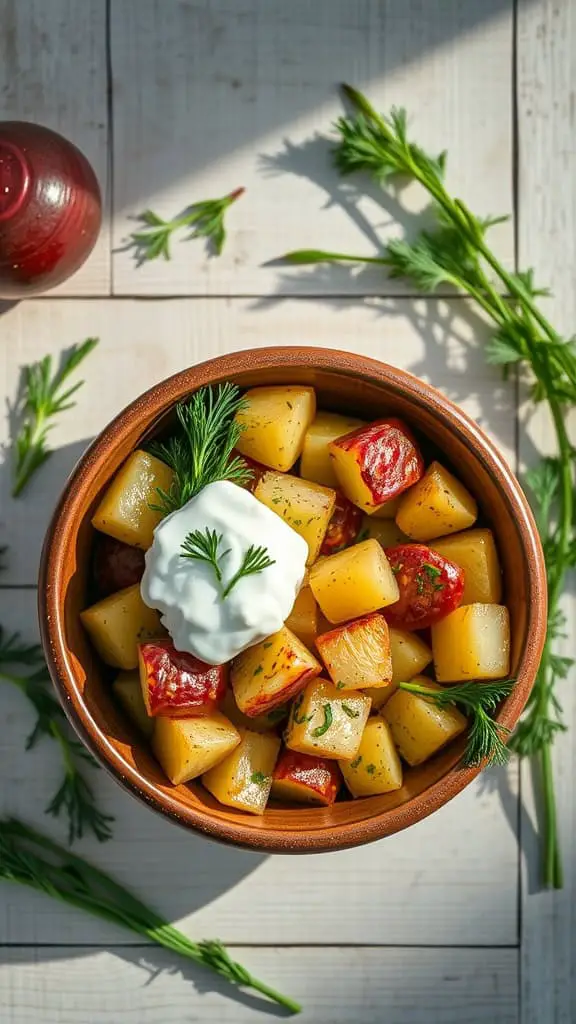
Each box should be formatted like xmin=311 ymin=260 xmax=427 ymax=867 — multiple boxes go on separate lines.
xmin=43 ymin=352 xmax=543 ymax=851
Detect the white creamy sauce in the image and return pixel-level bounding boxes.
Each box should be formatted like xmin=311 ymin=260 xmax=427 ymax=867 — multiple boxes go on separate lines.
xmin=140 ymin=480 xmax=307 ymax=665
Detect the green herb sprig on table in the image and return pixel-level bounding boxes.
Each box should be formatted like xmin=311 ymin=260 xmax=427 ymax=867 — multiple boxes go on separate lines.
xmin=130 ymin=187 xmax=245 ymax=262
xmin=282 ymin=83 xmax=576 ymax=889
xmin=149 ymin=383 xmax=252 ymax=515
xmin=181 ymin=528 xmax=275 ymax=598
xmin=398 ymin=679 xmax=515 ymax=768
xmin=0 ymin=550 xmax=113 ymax=846
xmin=0 ymin=818 xmax=300 ymax=1015
xmin=12 ymin=338 xmax=99 ymax=498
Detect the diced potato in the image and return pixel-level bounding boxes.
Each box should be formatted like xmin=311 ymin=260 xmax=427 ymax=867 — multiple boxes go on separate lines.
xmin=431 ymin=603 xmax=511 ymax=682
xmin=383 ymin=677 xmax=467 ymax=766
xmin=430 ymin=528 xmax=502 ymax=605
xmin=91 ymin=450 xmax=174 ymax=550
xmin=254 ymin=471 xmax=336 ymax=564
xmin=231 ymin=626 xmax=322 ymax=717
xmin=365 ymin=627 xmax=432 ymax=710
xmin=284 ymin=678 xmax=371 ymax=761
xmin=80 ymin=584 xmax=163 ymax=670
xmin=300 ymin=411 xmax=364 ymax=487
xmin=316 ymin=613 xmax=393 ymax=691
xmin=271 ymin=749 xmax=342 ymax=806
xmin=368 ymin=496 xmax=402 ymax=520
xmin=202 ymin=728 xmax=281 ymax=814
xmin=340 ymin=717 xmax=403 ymax=796
xmin=308 ymin=538 xmax=399 ymax=624
xmin=112 ymin=670 xmax=153 ymax=738
xmin=235 ymin=386 xmax=316 ymax=472
xmin=361 ymin=516 xmax=409 ymax=548
xmin=221 ymin=689 xmax=289 ymax=734
xmin=395 ymin=461 xmax=478 ymax=541
xmin=152 ymin=712 xmax=241 ymax=785
xmin=285 ymin=586 xmax=321 ymax=650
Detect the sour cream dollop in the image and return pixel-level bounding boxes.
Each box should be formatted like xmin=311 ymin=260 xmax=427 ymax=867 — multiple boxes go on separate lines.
xmin=140 ymin=480 xmax=308 ymax=665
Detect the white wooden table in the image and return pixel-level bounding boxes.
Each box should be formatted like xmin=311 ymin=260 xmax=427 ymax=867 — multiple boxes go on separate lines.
xmin=0 ymin=2 xmax=574 ymax=1021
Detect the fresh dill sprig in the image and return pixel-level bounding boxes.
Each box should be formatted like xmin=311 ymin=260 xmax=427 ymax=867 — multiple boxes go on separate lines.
xmin=12 ymin=338 xmax=99 ymax=498
xmin=0 ymin=818 xmax=300 ymax=1014
xmin=180 ymin=529 xmax=275 ymax=599
xmin=181 ymin=528 xmax=230 ymax=583
xmin=398 ymin=679 xmax=515 ymax=767
xmin=221 ymin=544 xmax=276 ymax=599
xmin=129 ymin=187 xmax=245 ymax=262
xmin=149 ymin=382 xmax=253 ymax=514
xmin=0 ymin=574 xmax=113 ymax=845
xmin=280 ymin=82 xmax=576 ymax=890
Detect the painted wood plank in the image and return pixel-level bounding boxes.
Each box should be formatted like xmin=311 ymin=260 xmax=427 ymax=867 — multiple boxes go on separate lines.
xmin=0 ymin=296 xmax=516 ymax=586
xmin=517 ymin=3 xmax=576 ymax=1021
xmin=110 ymin=0 xmax=513 ymax=296
xmin=0 ymin=585 xmax=519 ymax=947
xmin=0 ymin=946 xmax=519 ymax=1024
xmin=0 ymin=0 xmax=109 ymax=295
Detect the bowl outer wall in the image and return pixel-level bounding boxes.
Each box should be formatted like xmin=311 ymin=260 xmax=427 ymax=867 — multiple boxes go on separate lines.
xmin=38 ymin=346 xmax=547 ymax=853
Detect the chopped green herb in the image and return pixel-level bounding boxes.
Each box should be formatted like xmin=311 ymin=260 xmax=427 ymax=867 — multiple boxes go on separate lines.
xmin=350 ymin=755 xmax=362 ymax=769
xmin=263 ymin=641 xmax=274 ymax=649
xmin=267 ymin=706 xmax=288 ymax=723
xmin=250 ymin=771 xmax=269 ymax=785
xmin=366 ymin=763 xmax=376 ymax=775
xmin=253 ymin=665 xmax=264 ymax=676
xmin=336 ymin=681 xmax=346 ymax=690
xmin=341 ymin=703 xmax=359 ymax=719
xmin=355 ymin=527 xmax=370 ymax=544
xmin=292 ymin=519 xmax=303 ymax=526
xmin=312 ymin=704 xmax=333 ymax=737
xmin=272 ymin=497 xmax=283 ymax=505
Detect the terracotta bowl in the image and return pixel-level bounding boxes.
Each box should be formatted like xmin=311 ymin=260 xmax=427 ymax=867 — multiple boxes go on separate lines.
xmin=39 ymin=347 xmax=547 ymax=853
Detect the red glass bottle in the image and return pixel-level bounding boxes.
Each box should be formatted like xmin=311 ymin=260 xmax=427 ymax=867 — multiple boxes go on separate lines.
xmin=0 ymin=121 xmax=102 ymax=298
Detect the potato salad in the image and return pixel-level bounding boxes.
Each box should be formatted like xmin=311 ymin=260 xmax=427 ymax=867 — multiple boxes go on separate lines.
xmin=81 ymin=382 xmax=511 ymax=814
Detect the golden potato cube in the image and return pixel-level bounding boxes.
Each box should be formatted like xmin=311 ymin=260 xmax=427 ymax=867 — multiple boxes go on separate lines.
xmin=300 ymin=411 xmax=364 ymax=488
xmin=365 ymin=627 xmax=432 ymax=710
xmin=340 ymin=716 xmax=403 ymax=796
xmin=92 ymin=450 xmax=174 ymax=550
xmin=152 ymin=712 xmax=240 ymax=785
xmin=383 ymin=677 xmax=467 ymax=766
xmin=431 ymin=528 xmax=502 ymax=605
xmin=316 ymin=613 xmax=393 ymax=691
xmin=112 ymin=670 xmax=153 ymax=738
xmin=361 ymin=516 xmax=409 ymax=549
xmin=80 ymin=584 xmax=163 ymax=670
xmin=231 ymin=626 xmax=322 ymax=717
xmin=395 ymin=461 xmax=478 ymax=541
xmin=285 ymin=586 xmax=321 ymax=650
xmin=235 ymin=386 xmax=316 ymax=472
xmin=368 ymin=496 xmax=402 ymax=520
xmin=431 ymin=603 xmax=511 ymax=682
xmin=202 ymin=728 xmax=281 ymax=814
xmin=284 ymin=678 xmax=372 ymax=761
xmin=308 ymin=539 xmax=399 ymax=624
xmin=254 ymin=471 xmax=336 ymax=564
xmin=221 ymin=689 xmax=289 ymax=734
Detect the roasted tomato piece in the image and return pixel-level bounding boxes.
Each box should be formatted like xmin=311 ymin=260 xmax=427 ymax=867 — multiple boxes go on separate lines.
xmin=232 ymin=450 xmax=267 ymax=492
xmin=138 ymin=638 xmax=226 ymax=717
xmin=320 ymin=491 xmax=363 ymax=555
xmin=384 ymin=544 xmax=464 ymax=630
xmin=92 ymin=534 xmax=146 ymax=597
xmin=271 ymin=748 xmax=342 ymax=806
xmin=329 ymin=418 xmax=424 ymax=512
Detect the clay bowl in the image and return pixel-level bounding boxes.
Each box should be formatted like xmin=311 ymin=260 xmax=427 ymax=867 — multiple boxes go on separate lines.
xmin=39 ymin=347 xmax=547 ymax=853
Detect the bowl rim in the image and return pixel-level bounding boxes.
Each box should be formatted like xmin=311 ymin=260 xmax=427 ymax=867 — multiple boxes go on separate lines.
xmin=39 ymin=346 xmax=547 ymax=852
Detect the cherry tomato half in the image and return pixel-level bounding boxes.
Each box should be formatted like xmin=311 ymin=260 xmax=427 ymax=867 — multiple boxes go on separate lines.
xmin=320 ymin=492 xmax=363 ymax=555
xmin=384 ymin=544 xmax=464 ymax=630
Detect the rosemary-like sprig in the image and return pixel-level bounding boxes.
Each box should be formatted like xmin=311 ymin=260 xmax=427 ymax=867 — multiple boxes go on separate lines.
xmin=130 ymin=187 xmax=245 ymax=262
xmin=12 ymin=338 xmax=99 ymax=497
xmin=281 ymin=83 xmax=575 ymax=889
xmin=0 ymin=818 xmax=300 ymax=1014
xmin=149 ymin=383 xmax=253 ymax=515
